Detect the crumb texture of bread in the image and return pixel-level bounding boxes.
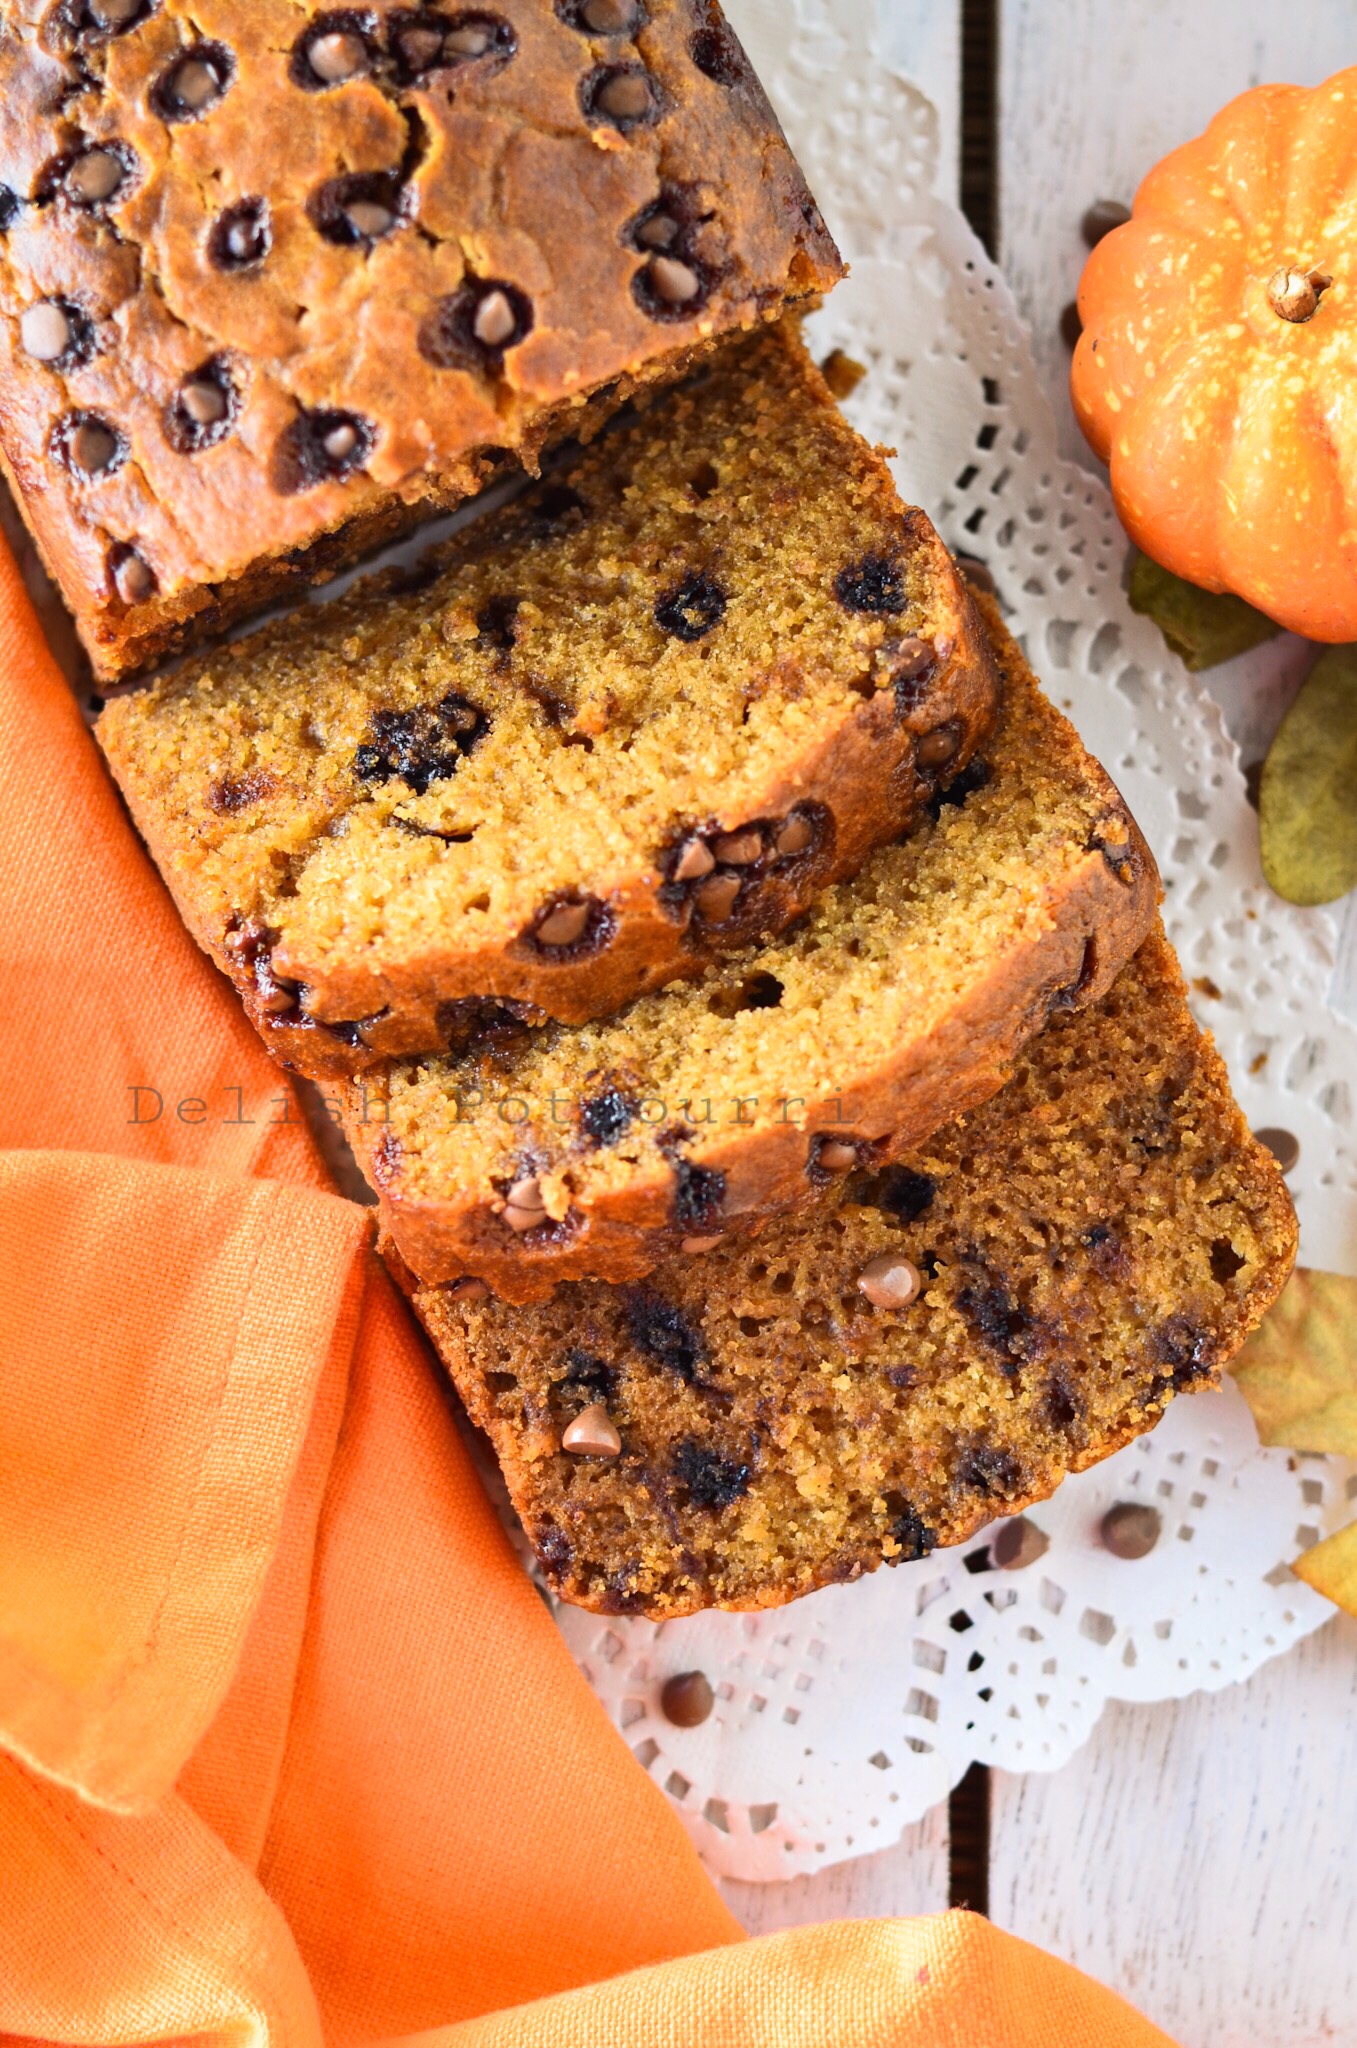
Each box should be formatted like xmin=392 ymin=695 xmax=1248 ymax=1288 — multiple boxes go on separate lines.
xmin=0 ymin=0 xmax=842 ymax=677
xmin=343 ymin=601 xmax=1161 ymax=1298
xmin=407 ymin=932 xmax=1297 ymax=1617
xmin=98 ymin=322 xmax=999 ymax=1064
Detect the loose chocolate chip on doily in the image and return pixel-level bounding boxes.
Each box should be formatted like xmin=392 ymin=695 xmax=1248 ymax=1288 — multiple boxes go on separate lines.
xmin=655 ymin=570 xmax=726 ymax=642
xmin=353 ymin=691 xmax=486 ymax=793
xmin=562 ymin=1401 xmax=621 ymax=1458
xmin=858 ymin=1253 xmax=921 ymax=1309
xmin=581 ymin=60 xmax=660 ymax=130
xmin=1100 ymin=1501 xmax=1162 ymax=1559
xmin=689 ymin=21 xmax=745 ymax=84
xmin=836 ymin=553 xmax=907 ymax=614
xmin=151 ymin=41 xmax=235 ymax=122
xmin=290 ymin=11 xmax=379 ymax=89
xmin=209 ymin=197 xmax=271 ymax=271
xmin=275 ymin=406 xmax=376 ymax=492
xmin=660 ymin=1670 xmax=714 ymax=1726
xmin=165 ymin=355 xmax=238 ymax=454
xmin=20 ymin=298 xmax=94 ymax=368
xmin=992 ymin=1516 xmax=1049 ymax=1570
xmin=108 ymin=544 xmax=156 ymax=604
xmin=418 ymin=278 xmax=534 ymax=370
xmin=1080 ymin=197 xmax=1130 ymax=248
xmin=51 ymin=409 xmax=126 ymax=480
xmin=1254 ymin=1127 xmax=1300 ymax=1174
xmin=309 ymin=171 xmax=407 ymax=247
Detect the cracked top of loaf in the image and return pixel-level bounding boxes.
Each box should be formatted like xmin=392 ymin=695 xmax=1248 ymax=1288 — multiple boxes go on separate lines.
xmin=0 ymin=0 xmax=841 ymax=676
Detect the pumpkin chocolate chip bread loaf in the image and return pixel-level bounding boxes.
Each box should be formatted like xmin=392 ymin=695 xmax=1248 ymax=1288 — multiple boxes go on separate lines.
xmin=343 ymin=600 xmax=1160 ymax=1300
xmin=98 ymin=320 xmax=999 ymax=1067
xmin=0 ymin=1 xmax=841 ymax=679
xmin=401 ymin=931 xmax=1297 ymax=1617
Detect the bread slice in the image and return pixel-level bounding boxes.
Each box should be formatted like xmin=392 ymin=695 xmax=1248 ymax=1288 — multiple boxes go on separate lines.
xmin=343 ymin=602 xmax=1160 ymax=1299
xmin=400 ymin=931 xmax=1297 ymax=1617
xmin=97 ymin=321 xmax=997 ymax=1075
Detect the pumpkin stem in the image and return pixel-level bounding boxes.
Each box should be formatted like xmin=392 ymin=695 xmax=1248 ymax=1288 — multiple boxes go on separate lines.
xmin=1267 ymin=266 xmax=1332 ymax=323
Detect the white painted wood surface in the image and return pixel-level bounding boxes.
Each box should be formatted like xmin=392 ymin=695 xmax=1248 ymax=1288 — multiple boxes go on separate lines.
xmin=722 ymin=12 xmax=1357 ymax=2041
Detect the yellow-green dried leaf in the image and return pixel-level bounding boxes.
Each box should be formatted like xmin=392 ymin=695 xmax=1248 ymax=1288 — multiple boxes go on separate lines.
xmin=1231 ymin=1268 xmax=1357 ymax=1456
xmin=1127 ymin=551 xmax=1281 ymax=670
xmin=1293 ymin=1520 xmax=1357 ymax=1618
xmin=1259 ymin=645 xmax=1357 ymax=907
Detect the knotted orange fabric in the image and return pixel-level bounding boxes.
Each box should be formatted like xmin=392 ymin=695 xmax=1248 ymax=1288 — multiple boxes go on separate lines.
xmin=0 ymin=538 xmax=1176 ymax=2046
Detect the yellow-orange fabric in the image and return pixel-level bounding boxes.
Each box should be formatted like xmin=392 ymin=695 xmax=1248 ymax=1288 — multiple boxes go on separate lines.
xmin=0 ymin=538 xmax=1177 ymax=2046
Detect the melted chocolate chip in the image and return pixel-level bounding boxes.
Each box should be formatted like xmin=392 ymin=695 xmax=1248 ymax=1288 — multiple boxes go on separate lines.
xmin=625 ymin=1291 xmax=703 ymax=1380
xmin=0 ymin=187 xmax=19 ymax=231
xmin=1152 ymin=1316 xmax=1215 ymax=1391
xmin=561 ymin=1346 xmax=615 ymax=1399
xmin=435 ymin=995 xmax=533 ymax=1056
xmin=165 ymin=355 xmax=239 ymax=454
xmin=354 ymin=691 xmax=486 ymax=793
xmin=535 ymin=1522 xmax=575 ymax=1578
xmin=418 ymin=278 xmax=535 ymax=371
xmin=956 ymin=1279 xmax=1034 ymax=1379
xmin=526 ymin=481 xmax=585 ymax=525
xmin=927 ymin=754 xmax=991 ymax=819
xmin=289 ymin=11 xmax=379 ymax=89
xmin=581 ymin=59 xmax=661 ymax=130
xmin=875 ymin=1166 xmax=937 ymax=1223
xmin=223 ymin=919 xmax=301 ymax=1021
xmin=672 ymin=1440 xmax=751 ymax=1510
xmin=274 ymin=407 xmax=376 ymax=491
xmin=208 ymin=770 xmax=276 ymax=814
xmin=888 ymin=1506 xmax=936 ymax=1561
xmin=672 ymin=1156 xmax=725 ymax=1229
xmin=955 ymin=1442 xmax=1023 ymax=1499
xmin=655 ymin=571 xmax=727 ymax=642
xmin=50 ymin=409 xmax=126 ymax=481
xmin=309 ymin=170 xmax=407 ymax=246
xmin=689 ymin=21 xmax=746 ymax=84
xmin=580 ymin=1088 xmax=637 ymax=1147
xmin=475 ymin=594 xmax=519 ymax=650
xmin=1043 ymin=1371 xmax=1082 ymax=1432
xmin=151 ymin=41 xmax=235 ymax=122
xmin=836 ymin=553 xmax=907 ymax=615
xmin=209 ymin=197 xmax=271 ymax=271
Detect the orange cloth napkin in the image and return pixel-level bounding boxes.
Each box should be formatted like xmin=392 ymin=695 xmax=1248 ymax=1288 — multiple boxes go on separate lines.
xmin=0 ymin=539 xmax=1177 ymax=2046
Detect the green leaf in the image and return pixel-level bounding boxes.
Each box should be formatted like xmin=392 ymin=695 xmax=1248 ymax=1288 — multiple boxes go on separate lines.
xmin=1259 ymin=645 xmax=1357 ymax=907
xmin=1127 ymin=550 xmax=1281 ymax=670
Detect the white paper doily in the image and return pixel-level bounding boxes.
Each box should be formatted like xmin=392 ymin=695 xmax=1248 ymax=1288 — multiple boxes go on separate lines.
xmin=554 ymin=1382 xmax=1356 ymax=1881
xmin=545 ymin=0 xmax=1357 ymax=1884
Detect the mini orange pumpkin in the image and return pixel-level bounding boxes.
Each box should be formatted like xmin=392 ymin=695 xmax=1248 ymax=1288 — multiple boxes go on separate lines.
xmin=1072 ymin=67 xmax=1357 ymax=642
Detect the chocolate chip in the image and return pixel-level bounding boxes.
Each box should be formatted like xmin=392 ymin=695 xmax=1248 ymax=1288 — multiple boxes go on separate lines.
xmin=534 ymin=900 xmax=590 ymax=948
xmin=152 ymin=42 xmax=235 ymax=121
xmin=418 ymin=278 xmax=534 ymax=370
xmin=354 ymin=691 xmax=486 ymax=793
xmin=88 ymin=0 xmax=147 ymax=28
xmin=673 ymin=1440 xmax=750 ymax=1510
xmin=917 ymin=721 xmax=962 ymax=771
xmin=309 ymin=172 xmax=407 ymax=247
xmin=626 ymin=1291 xmax=703 ymax=1379
xmin=528 ymin=895 xmax=615 ymax=958
xmin=660 ymin=1670 xmax=714 ymax=1726
xmin=166 ymin=356 xmax=238 ymax=453
xmin=689 ymin=22 xmax=745 ymax=84
xmin=443 ymin=20 xmax=495 ymax=56
xmin=858 ymin=1253 xmax=921 ymax=1309
xmin=475 ymin=594 xmax=519 ymax=650
xmin=691 ymin=872 xmax=741 ymax=924
xmin=648 ymin=255 xmax=701 ymax=303
xmin=562 ymin=1400 xmax=621 ymax=1457
xmin=1060 ymin=299 xmax=1082 ymax=351
xmin=682 ymin=1233 xmax=724 ymax=1253
xmin=580 ymin=1089 xmax=636 ymax=1147
xmin=503 ymin=1174 xmax=548 ymax=1233
xmin=207 ymin=770 xmax=276 ymax=814
xmin=109 ymin=544 xmax=155 ymax=604
xmin=992 ymin=1516 xmax=1048 ymax=1570
xmin=290 ymin=12 xmax=378 ymax=89
xmin=772 ymin=812 xmax=816 ymax=859
xmin=562 ymin=1346 xmax=614 ymax=1397
xmin=711 ymin=827 xmax=762 ymax=867
xmin=815 ymin=1138 xmax=858 ymax=1174
xmin=1081 ymin=198 xmax=1130 ymax=248
xmin=956 ymin=1279 xmax=1032 ymax=1377
xmin=955 ymin=1442 xmax=1023 ymax=1498
xmin=582 ymin=61 xmax=659 ymax=130
xmin=636 ymin=211 xmax=679 ymax=249
xmin=51 ymin=410 xmax=125 ymax=480
xmin=393 ymin=11 xmax=517 ymax=77
xmin=671 ymin=836 xmax=715 ymax=883
xmin=1100 ymin=1501 xmax=1161 ymax=1559
xmin=1151 ymin=1316 xmax=1215 ymax=1392
xmin=888 ymin=636 xmax=938 ymax=713
xmin=888 ymin=1506 xmax=935 ymax=1561
xmin=874 ymin=1167 xmax=936 ymax=1223
xmin=928 ymin=754 xmax=990 ymax=817
xmin=209 ymin=197 xmax=271 ymax=271
xmin=308 ymin=28 xmax=369 ymax=80
xmin=574 ymin=0 xmax=642 ymax=29
xmin=836 ymin=554 xmax=906 ymax=614
xmin=63 ymin=146 xmax=131 ymax=206
xmin=448 ymin=1276 xmax=490 ymax=1301
xmin=395 ymin=22 xmax=446 ymax=70
xmin=672 ymin=1155 xmax=724 ymax=1229
xmin=275 ymin=406 xmax=375 ymax=491
xmin=655 ymin=571 xmax=726 ymax=642
xmin=19 ymin=298 xmax=94 ymax=369
xmin=1254 ymin=1126 xmax=1300 ymax=1174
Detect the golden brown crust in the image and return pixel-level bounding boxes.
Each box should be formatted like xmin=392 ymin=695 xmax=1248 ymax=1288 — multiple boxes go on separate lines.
xmin=98 ymin=323 xmax=1000 ymax=1073
xmin=0 ymin=0 xmax=841 ymax=678
xmin=402 ymin=931 xmax=1297 ymax=1618
xmin=347 ymin=599 xmax=1162 ymax=1298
